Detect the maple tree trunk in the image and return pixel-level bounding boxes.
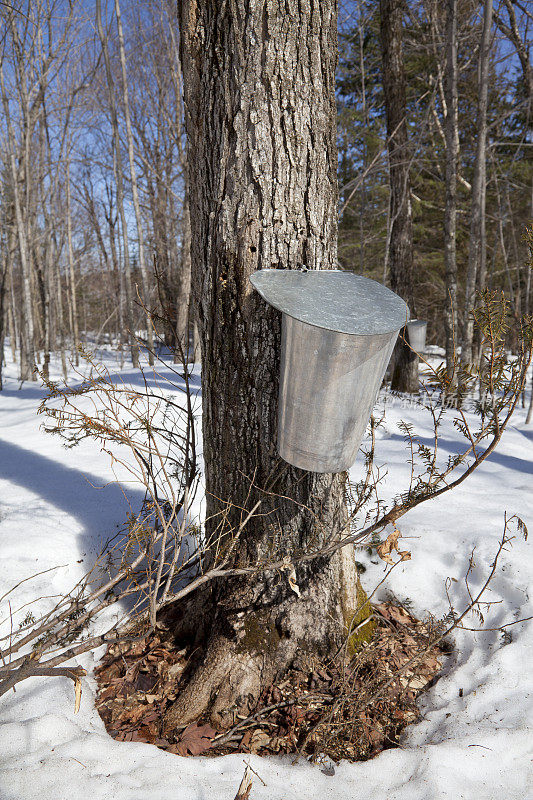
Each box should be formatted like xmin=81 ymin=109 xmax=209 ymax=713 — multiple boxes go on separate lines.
xmin=379 ymin=0 xmax=418 ymax=394
xmin=164 ymin=0 xmax=367 ymax=732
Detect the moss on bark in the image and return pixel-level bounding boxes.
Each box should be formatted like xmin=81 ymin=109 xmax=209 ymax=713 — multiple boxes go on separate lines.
xmin=344 ymin=580 xmax=376 ymax=657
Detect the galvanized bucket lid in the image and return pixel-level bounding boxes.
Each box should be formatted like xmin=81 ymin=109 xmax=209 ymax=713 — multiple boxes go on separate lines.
xmin=250 ymin=269 xmax=408 ymax=335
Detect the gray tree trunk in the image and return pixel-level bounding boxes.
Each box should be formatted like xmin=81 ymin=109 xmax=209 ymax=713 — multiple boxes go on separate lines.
xmin=96 ymin=0 xmax=140 ymax=369
xmin=174 ymin=186 xmax=191 ymax=359
xmin=6 ymin=232 xmax=18 ymax=362
xmin=164 ymin=21 xmax=196 ymax=359
xmin=443 ymin=0 xmax=459 ymax=385
xmin=105 ymin=195 xmax=126 ymax=367
xmin=0 ymin=64 xmax=36 ymax=382
xmin=379 ymin=0 xmax=418 ymax=394
xmin=0 ymin=243 xmax=6 ymax=389
xmin=526 ymin=372 xmax=533 ymax=425
xmin=65 ymin=150 xmax=80 ymax=366
xmin=114 ymin=0 xmax=155 ymax=365
xmin=164 ymin=0 xmax=364 ymax=732
xmin=461 ymin=0 xmax=493 ymax=366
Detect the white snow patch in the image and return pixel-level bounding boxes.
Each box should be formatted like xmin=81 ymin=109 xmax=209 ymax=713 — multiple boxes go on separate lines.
xmin=0 ymin=350 xmax=532 ymax=799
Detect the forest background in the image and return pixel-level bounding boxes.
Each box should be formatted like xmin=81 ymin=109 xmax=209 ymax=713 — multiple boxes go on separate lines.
xmin=0 ymin=0 xmax=531 ymax=389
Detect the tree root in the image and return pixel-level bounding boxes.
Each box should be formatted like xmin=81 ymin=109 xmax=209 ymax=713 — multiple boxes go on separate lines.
xmin=163 ymin=634 xmax=269 ymax=731
xmin=162 ymin=550 xmax=371 ymax=733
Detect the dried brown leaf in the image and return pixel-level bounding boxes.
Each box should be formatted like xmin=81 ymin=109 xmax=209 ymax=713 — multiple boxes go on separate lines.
xmin=376 ymin=530 xmax=400 ymax=564
xmin=174 ymin=722 xmax=217 ymax=757
xmin=118 ymin=680 xmax=136 ymax=698
xmin=167 ymin=662 xmax=185 ymax=679
xmin=124 ymin=663 xmax=140 ymax=683
xmin=136 ymin=672 xmax=158 ymax=692
xmin=97 ymin=661 xmax=122 ymax=682
xmin=248 ymin=729 xmax=271 ymax=754
xmin=141 ymin=708 xmax=160 ymax=723
xmin=405 ymin=675 xmax=429 ymax=690
xmin=376 ymin=528 xmax=411 ymax=565
xmin=97 ymin=685 xmax=119 ymax=704
xmin=130 ymin=725 xmax=157 ymax=744
xmin=388 ymin=606 xmax=411 ymax=625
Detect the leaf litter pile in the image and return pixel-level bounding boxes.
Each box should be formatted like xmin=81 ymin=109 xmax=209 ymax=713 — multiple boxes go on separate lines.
xmin=95 ymin=599 xmax=449 ymax=762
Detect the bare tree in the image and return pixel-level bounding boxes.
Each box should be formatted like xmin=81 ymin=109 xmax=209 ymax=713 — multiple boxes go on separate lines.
xmin=0 ymin=62 xmax=36 ymax=381
xmin=0 ymin=1 xmax=87 ymax=380
xmin=461 ymin=0 xmax=493 ymax=365
xmin=0 ymin=214 xmax=7 ymax=389
xmin=443 ymin=0 xmax=459 ymax=383
xmin=114 ymin=0 xmax=154 ymax=365
xmin=65 ymin=147 xmax=80 ymax=365
xmin=493 ymin=0 xmax=532 ymax=116
xmin=126 ymin=0 xmax=192 ymax=355
xmin=379 ymin=0 xmax=418 ymax=393
xmin=95 ymin=0 xmax=140 ymax=368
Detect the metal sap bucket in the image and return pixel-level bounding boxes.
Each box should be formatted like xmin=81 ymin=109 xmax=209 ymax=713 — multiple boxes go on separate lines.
xmin=406 ymin=319 xmax=427 ymax=353
xmin=250 ymin=269 xmax=407 ymax=473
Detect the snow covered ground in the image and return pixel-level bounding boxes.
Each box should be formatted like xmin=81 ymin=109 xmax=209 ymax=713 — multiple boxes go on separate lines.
xmin=0 ymin=348 xmax=532 ymax=800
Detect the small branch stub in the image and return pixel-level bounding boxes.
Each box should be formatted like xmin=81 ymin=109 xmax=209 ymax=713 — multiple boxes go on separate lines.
xmin=281 ymin=556 xmax=301 ymax=597
xmin=233 ymin=766 xmax=254 ymax=799
xmin=73 ymin=673 xmax=83 ymax=714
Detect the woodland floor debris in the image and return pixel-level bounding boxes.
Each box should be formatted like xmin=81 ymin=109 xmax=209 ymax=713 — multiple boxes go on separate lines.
xmin=94 ymin=599 xmax=448 ymax=763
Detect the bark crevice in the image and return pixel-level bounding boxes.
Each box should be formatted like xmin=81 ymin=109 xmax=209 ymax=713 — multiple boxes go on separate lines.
xmin=166 ymin=0 xmax=368 ymax=731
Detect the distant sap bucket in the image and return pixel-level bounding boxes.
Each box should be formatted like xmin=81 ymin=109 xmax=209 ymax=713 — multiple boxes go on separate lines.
xmin=250 ymin=269 xmax=408 ymax=473
xmin=406 ymin=320 xmax=427 ymax=353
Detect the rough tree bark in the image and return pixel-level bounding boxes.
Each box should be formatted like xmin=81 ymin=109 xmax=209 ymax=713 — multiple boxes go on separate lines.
xmin=379 ymin=0 xmax=418 ymax=394
xmin=164 ymin=0 xmax=367 ymax=732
